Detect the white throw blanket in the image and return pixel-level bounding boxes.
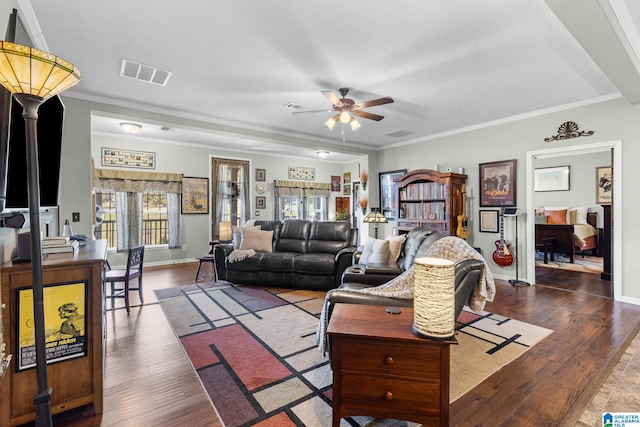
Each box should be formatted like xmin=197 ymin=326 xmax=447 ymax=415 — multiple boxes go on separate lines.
xmin=316 ymin=236 xmax=496 ymax=355
xmin=227 ymin=249 xmax=256 ymax=263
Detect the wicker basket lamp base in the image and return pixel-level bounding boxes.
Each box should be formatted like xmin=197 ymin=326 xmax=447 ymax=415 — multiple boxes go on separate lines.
xmin=412 ymin=257 xmax=455 ymax=340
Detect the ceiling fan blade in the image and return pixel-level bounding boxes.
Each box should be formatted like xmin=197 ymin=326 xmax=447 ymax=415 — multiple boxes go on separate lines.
xmin=353 ymin=96 xmax=394 ymax=110
xmin=292 ymin=109 xmax=333 ymax=115
xmin=353 ymin=110 xmax=385 ymax=121
xmin=322 ymin=90 xmax=343 ymax=107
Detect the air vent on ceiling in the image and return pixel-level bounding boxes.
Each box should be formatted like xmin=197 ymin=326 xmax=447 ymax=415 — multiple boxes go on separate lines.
xmin=160 ymin=126 xmax=172 ymax=132
xmin=385 ymin=130 xmax=413 ymax=138
xmin=283 ymin=102 xmax=303 ymax=111
xmin=120 ymin=59 xmax=172 ymax=86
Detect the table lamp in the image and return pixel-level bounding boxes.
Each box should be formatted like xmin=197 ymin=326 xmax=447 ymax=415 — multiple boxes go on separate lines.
xmin=363 ymin=212 xmax=387 ymax=239
xmin=219 ymin=221 xmax=232 ymax=241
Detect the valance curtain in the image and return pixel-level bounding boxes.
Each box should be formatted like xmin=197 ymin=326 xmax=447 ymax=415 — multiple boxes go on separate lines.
xmin=93 ymin=168 xmax=182 ymax=250
xmin=274 ymin=180 xmax=331 ymax=198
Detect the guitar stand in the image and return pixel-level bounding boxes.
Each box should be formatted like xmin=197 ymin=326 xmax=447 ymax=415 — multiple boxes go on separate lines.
xmin=505 ymin=209 xmax=530 ymax=287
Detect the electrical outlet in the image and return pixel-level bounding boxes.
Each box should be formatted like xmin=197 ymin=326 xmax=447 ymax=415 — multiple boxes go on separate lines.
xmin=72 ymin=212 xmax=80 ymax=222
xmin=181 ymin=245 xmax=187 ymax=251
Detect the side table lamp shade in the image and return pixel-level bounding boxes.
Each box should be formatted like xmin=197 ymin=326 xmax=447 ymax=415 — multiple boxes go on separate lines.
xmin=0 ymin=41 xmax=81 ymax=427
xmin=219 ymin=221 xmax=232 ymax=241
xmin=413 ymin=257 xmax=456 ymax=340
xmin=363 ymin=212 xmax=387 ymax=239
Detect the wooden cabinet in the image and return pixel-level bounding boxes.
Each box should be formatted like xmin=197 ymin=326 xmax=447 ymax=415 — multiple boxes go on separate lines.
xmin=0 ymin=240 xmax=107 ymax=426
xmin=328 ymin=304 xmax=455 ymax=427
xmin=396 ymin=169 xmax=467 ymax=235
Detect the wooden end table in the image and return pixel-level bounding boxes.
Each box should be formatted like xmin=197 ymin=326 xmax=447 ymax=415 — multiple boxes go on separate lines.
xmin=327 ymin=304 xmax=455 ymax=427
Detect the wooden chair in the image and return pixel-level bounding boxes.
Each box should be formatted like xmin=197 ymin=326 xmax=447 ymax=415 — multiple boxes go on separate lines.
xmin=105 ymin=246 xmax=145 ymax=314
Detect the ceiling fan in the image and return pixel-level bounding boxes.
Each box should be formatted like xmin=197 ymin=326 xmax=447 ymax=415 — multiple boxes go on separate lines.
xmin=294 ymin=88 xmax=394 ymax=131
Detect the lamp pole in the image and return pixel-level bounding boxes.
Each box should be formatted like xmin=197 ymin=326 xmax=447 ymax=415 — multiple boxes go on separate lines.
xmin=16 ymin=93 xmax=52 ymax=426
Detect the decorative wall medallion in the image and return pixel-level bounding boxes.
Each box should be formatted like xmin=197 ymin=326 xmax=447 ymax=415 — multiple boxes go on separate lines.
xmin=544 ymin=121 xmax=593 ymax=142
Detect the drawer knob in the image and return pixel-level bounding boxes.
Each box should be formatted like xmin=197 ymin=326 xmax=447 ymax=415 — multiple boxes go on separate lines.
xmin=384 ymin=356 xmax=394 ymax=365
xmin=384 ymin=391 xmax=394 ymax=401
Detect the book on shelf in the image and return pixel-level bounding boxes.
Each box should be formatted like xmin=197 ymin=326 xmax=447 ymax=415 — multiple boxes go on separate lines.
xmin=43 ymin=240 xmax=79 ymax=254
xmin=42 ymin=236 xmax=71 ymax=246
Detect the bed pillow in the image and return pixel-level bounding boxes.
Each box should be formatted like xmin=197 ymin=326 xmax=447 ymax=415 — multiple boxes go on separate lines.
xmin=570 ymin=207 xmax=588 ymax=225
xmin=232 ymin=225 xmax=261 ymax=248
xmin=535 ymin=214 xmax=548 ymax=224
xmin=239 ymin=227 xmax=274 ymax=252
xmin=545 ymin=209 xmax=568 ymax=224
xmin=544 ymin=206 xmax=570 ymax=223
xmin=360 ymin=238 xmax=390 ymax=265
xmin=385 ymin=234 xmax=407 ymax=264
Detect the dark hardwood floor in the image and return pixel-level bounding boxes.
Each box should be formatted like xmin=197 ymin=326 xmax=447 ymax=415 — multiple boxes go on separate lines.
xmin=33 ymin=261 xmax=639 ymax=427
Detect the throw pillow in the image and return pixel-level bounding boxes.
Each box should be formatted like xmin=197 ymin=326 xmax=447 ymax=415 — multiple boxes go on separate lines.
xmin=232 ymin=225 xmax=261 ymax=249
xmin=535 ymin=214 xmax=548 ymax=224
xmin=385 ymin=234 xmax=407 ymax=264
xmin=545 ymin=209 xmax=568 ymax=224
xmin=360 ymin=238 xmax=390 ymax=265
xmin=239 ymin=227 xmax=274 ymax=252
xmin=570 ymin=207 xmax=588 ymax=224
xmin=544 ymin=206 xmax=570 ymax=223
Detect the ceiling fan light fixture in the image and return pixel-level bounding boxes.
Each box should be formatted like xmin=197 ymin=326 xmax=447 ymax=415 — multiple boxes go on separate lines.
xmin=120 ymin=122 xmax=142 ymax=134
xmin=339 ymin=111 xmax=351 ymax=124
xmin=350 ymin=119 xmax=361 ymax=131
xmin=316 ymin=150 xmax=330 ymax=158
xmin=325 ymin=115 xmax=338 ymax=130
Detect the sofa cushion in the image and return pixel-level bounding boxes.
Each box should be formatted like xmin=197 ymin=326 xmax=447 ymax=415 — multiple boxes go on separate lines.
xmin=232 ymin=225 xmax=261 ymax=249
xmin=276 ymin=220 xmax=311 ymax=253
xmin=398 ymin=228 xmax=433 ymax=270
xmin=294 ymin=253 xmax=335 ymax=275
xmin=385 ymin=234 xmax=407 ymax=263
xmin=360 ymin=238 xmax=390 ymax=264
xmin=240 ymin=228 xmax=274 ymax=252
xmin=259 ymin=252 xmax=298 ymax=273
xmin=307 ymin=221 xmax=351 ymax=254
xmin=226 ymin=253 xmax=262 ymax=272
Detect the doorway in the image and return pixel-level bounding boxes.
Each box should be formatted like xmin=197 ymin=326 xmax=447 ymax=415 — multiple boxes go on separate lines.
xmin=526 ymin=140 xmax=621 ymax=300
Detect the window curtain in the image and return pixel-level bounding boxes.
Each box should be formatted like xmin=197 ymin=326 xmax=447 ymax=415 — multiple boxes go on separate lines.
xmin=95 ymin=168 xmax=182 ymax=250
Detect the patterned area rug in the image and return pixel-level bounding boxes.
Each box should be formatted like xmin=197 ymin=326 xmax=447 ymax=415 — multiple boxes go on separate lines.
xmin=535 ymin=252 xmax=603 ymax=274
xmin=155 ymin=282 xmax=552 ymax=427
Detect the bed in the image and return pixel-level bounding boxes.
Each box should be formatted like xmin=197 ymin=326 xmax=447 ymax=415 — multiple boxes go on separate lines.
xmin=535 ymin=208 xmax=598 ymax=264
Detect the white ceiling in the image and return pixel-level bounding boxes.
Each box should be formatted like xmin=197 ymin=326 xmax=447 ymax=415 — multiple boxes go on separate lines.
xmin=19 ymin=0 xmax=640 ymax=162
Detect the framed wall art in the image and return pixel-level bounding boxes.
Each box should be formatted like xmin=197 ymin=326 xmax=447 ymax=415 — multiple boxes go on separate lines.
xmin=596 ymin=166 xmax=612 ymax=204
xmin=331 ymin=175 xmax=341 ymax=192
xmin=343 ymin=183 xmax=351 ymax=196
xmin=255 ymin=168 xmax=266 ymax=182
xmin=101 ymin=147 xmax=155 ymax=169
xmin=288 ymin=166 xmax=315 ymax=180
xmin=479 ymin=210 xmax=499 ymax=233
xmin=479 ymin=159 xmax=516 ymax=207
xmin=181 ymin=176 xmax=209 ymax=214
xmin=379 ymin=169 xmax=407 ymax=220
xmin=343 ymin=172 xmax=351 ymax=184
xmin=256 ymin=196 xmax=266 ymax=209
xmin=16 ymin=281 xmax=88 ymax=371
xmin=534 ymin=166 xmax=570 ymax=192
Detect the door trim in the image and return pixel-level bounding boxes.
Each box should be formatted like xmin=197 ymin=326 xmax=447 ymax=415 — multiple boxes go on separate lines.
xmin=525 ymin=140 xmax=622 ymax=300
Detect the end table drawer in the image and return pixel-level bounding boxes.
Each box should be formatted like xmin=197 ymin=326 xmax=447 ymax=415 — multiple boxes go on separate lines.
xmin=340 ymin=340 xmax=442 ymax=378
xmin=341 ymin=372 xmax=441 ymax=416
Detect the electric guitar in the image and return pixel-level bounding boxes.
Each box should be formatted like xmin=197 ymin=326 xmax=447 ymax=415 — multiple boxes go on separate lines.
xmin=456 ymin=184 xmax=469 ymax=239
xmin=493 ymin=207 xmax=514 ymax=266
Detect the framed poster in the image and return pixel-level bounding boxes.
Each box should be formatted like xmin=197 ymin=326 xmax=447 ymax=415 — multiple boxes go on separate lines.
xmin=479 ymin=159 xmax=516 ymax=207
xmin=256 ymin=196 xmax=266 ymax=209
xmin=101 ymin=147 xmax=155 ymax=169
xmin=343 ymin=183 xmax=351 ymax=196
xmin=255 ymin=168 xmax=266 ymax=182
xmin=343 ymin=172 xmax=351 ymax=184
xmin=182 ymin=176 xmax=209 ymax=214
xmin=479 ymin=210 xmax=499 ymax=233
xmin=288 ymin=166 xmax=315 ymax=180
xmin=16 ymin=281 xmax=88 ymax=371
xmin=534 ymin=166 xmax=570 ymax=192
xmin=596 ymin=166 xmax=612 ymax=204
xmin=379 ymin=169 xmax=406 ymax=220
xmin=331 ymin=175 xmax=341 ymax=192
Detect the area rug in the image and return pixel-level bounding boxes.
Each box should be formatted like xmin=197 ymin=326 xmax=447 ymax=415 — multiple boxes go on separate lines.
xmin=154 ymin=283 xmax=553 ymax=427
xmin=535 ymin=252 xmax=603 ymax=274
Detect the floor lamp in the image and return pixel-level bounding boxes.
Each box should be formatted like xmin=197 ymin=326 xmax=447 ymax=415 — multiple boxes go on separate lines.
xmin=0 ymin=41 xmax=81 ymax=427
xmin=363 ymin=211 xmax=388 ymax=239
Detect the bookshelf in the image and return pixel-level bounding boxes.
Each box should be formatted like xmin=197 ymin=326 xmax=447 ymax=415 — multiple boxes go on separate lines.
xmin=396 ymin=169 xmax=467 ymax=235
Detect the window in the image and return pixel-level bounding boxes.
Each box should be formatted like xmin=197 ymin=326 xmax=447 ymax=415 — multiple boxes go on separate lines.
xmin=277 ymin=195 xmax=327 ymax=221
xmin=212 ymin=158 xmax=249 ymax=237
xmin=95 ymin=191 xmax=169 ymax=249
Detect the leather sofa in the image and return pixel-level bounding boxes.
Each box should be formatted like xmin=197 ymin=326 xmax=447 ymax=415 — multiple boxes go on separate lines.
xmin=327 ymin=227 xmax=485 ymax=321
xmin=214 ymin=219 xmax=358 ymax=290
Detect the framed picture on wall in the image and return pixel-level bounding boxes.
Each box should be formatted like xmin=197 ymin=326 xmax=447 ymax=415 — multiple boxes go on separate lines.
xmin=379 ymin=169 xmax=406 ymax=220
xmin=256 ymin=196 xmax=266 ymax=209
xmin=181 ymin=176 xmax=209 ymax=214
xmin=479 ymin=159 xmax=516 ymax=207
xmin=479 ymin=210 xmax=499 ymax=233
xmin=331 ymin=175 xmax=341 ymax=192
xmin=596 ymin=166 xmax=612 ymax=204
xmin=534 ymin=166 xmax=570 ymax=192
xmin=255 ymin=168 xmax=266 ymax=182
